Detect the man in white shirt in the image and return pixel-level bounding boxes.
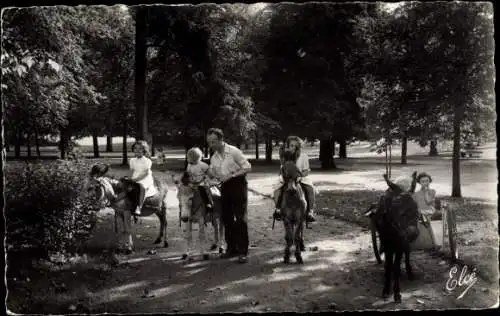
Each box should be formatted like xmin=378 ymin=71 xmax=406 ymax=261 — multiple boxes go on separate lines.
xmin=207 ymin=128 xmax=252 ymax=264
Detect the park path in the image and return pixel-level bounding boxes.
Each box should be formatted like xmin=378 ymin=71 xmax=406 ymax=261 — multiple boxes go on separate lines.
xmin=74 ymin=173 xmax=498 ymax=313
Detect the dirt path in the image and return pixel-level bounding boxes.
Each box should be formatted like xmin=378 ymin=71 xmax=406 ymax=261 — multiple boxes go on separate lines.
xmin=53 ymin=177 xmax=497 ymax=313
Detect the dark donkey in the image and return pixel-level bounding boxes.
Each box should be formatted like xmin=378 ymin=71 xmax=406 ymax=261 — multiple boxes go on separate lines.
xmin=280 ymin=157 xmax=308 ymax=264
xmin=370 ymin=173 xmax=420 ymax=303
xmin=91 ymin=169 xmax=169 ymax=254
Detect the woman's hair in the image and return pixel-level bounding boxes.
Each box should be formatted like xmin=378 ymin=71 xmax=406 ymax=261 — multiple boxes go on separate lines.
xmin=186 ymin=147 xmax=203 ymax=163
xmin=90 ymin=163 xmax=109 ymax=177
xmin=416 ymin=172 xmax=433 ymax=183
xmin=207 ymin=128 xmax=224 ymax=140
xmin=285 ymin=135 xmax=304 ymax=155
xmin=132 ymin=140 xmax=151 ymax=158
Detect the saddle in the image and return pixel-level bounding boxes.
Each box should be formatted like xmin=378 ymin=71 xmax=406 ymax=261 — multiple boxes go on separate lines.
xmin=121 ymin=177 xmax=164 ymax=209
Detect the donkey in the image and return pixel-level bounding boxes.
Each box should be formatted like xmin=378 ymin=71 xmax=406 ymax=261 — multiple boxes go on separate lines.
xmin=280 ymin=160 xmax=307 ymax=264
xmin=371 ymin=175 xmax=420 ymax=303
xmin=91 ymin=174 xmax=169 ymax=254
xmin=174 ymin=172 xmax=224 ymax=261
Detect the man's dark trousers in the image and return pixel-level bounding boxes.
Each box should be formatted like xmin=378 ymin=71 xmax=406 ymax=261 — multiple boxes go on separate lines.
xmin=220 ymin=175 xmax=249 ymax=255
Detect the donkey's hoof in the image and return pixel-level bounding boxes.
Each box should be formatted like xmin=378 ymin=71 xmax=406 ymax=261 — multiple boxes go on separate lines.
xmin=218 ymin=247 xmax=224 ymax=254
xmin=210 ymin=244 xmax=218 ymax=251
xmin=202 ymin=254 xmax=210 ymax=261
xmin=153 ymin=238 xmax=162 ymax=244
xmin=181 ymin=253 xmax=189 ymax=260
xmin=394 ymin=293 xmax=402 ymax=303
xmin=295 ymin=254 xmax=304 ymax=264
xmin=284 ymin=255 xmax=290 ymax=264
xmin=163 ymin=241 xmax=169 ymax=248
xmin=299 ymin=243 xmax=306 ymax=252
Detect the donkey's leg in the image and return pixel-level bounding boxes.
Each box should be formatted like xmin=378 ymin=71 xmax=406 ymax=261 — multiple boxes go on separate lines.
xmin=218 ymin=217 xmax=225 ymax=254
xmin=210 ymin=216 xmax=219 ymax=251
xmin=162 ymin=203 xmax=169 ymax=248
xmin=283 ymin=220 xmax=293 ymax=264
xmin=382 ymin=248 xmax=394 ymax=299
xmin=114 ymin=212 xmax=119 ymax=234
xmin=404 ymin=249 xmax=414 ymax=280
xmin=199 ymin=220 xmax=209 ymax=260
xmin=393 ymin=250 xmax=403 ymax=303
xmin=123 ymin=210 xmax=134 ymax=254
xmin=294 ymin=222 xmax=304 ymax=264
xmin=299 ymin=228 xmax=305 ymax=251
xmin=115 ymin=211 xmax=124 ymax=252
xmin=183 ymin=221 xmax=193 ymax=260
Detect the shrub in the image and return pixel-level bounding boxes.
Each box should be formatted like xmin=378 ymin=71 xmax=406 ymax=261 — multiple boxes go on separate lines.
xmin=5 ymin=159 xmax=100 ymax=261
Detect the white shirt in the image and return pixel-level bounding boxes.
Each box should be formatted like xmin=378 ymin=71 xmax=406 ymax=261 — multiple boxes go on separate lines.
xmin=187 ymin=162 xmax=209 ymax=184
xmin=273 ymin=152 xmax=314 ymax=190
xmin=129 ymin=156 xmax=157 ymax=198
xmin=209 ymin=143 xmax=251 ymax=179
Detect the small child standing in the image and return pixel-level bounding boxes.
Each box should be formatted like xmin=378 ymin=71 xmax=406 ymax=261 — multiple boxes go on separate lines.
xmin=186 ymin=147 xmax=214 ymax=212
xmin=130 ymin=140 xmax=157 ymax=215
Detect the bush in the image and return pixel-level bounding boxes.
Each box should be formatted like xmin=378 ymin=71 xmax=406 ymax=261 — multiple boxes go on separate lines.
xmin=5 ymin=159 xmax=100 ymax=261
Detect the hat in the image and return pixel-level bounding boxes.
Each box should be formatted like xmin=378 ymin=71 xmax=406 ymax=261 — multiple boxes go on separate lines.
xmin=90 ymin=163 xmax=109 ymax=177
xmin=394 ymin=176 xmax=412 ymax=192
xmin=416 ymin=172 xmax=433 ymax=183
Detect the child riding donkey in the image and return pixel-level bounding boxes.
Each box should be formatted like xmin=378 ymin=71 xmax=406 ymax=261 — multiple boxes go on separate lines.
xmin=186 ymin=147 xmax=215 ymax=213
xmin=130 ymin=140 xmax=158 ymax=217
xmin=273 ymin=136 xmax=316 ymax=223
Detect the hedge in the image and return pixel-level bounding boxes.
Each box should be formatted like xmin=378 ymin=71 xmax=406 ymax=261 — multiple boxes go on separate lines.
xmin=5 ymin=159 xmax=100 ymax=261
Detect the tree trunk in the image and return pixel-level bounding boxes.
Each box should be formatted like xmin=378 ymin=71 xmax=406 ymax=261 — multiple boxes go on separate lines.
xmin=401 ymin=136 xmax=408 ymax=165
xmin=319 ymin=137 xmax=336 ymax=169
xmin=265 ymin=136 xmax=273 ymax=163
xmin=122 ymin=119 xmax=128 ymax=166
xmin=15 ymin=129 xmax=21 ymax=158
xmin=151 ymin=135 xmax=155 ymax=157
xmin=452 ymin=105 xmax=462 ymax=197
xmin=339 ymin=139 xmax=347 ymax=159
xmin=106 ymin=135 xmax=113 ymax=152
xmin=388 ymin=143 xmax=392 ymax=178
xmin=92 ymin=132 xmax=100 ymax=158
xmin=135 ymin=7 xmax=148 ymax=142
xmin=26 ymin=133 xmax=32 ymax=158
xmin=255 ymin=132 xmax=259 ymax=160
xmin=429 ymin=139 xmax=438 ymax=156
xmin=59 ymin=128 xmax=68 ymax=160
xmin=35 ymin=130 xmax=41 ymax=157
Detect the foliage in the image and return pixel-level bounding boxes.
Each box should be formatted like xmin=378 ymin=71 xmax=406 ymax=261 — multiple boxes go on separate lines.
xmin=1 ymin=6 xmax=135 ymax=155
xmin=5 ymin=160 xmax=100 ymax=259
xmin=357 ymin=2 xmax=495 ymax=146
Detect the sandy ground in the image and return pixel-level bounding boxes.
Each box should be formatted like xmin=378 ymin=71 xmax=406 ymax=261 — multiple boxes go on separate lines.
xmin=5 ymin=142 xmax=498 ymax=313
xmin=7 ymin=173 xmax=498 ymax=313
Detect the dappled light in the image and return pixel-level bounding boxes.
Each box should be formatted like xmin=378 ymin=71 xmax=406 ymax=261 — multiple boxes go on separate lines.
xmin=4 ymin=1 xmax=497 ymax=312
